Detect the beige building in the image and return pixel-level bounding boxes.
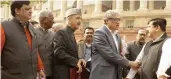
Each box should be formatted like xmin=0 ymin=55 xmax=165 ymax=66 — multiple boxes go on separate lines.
xmin=1 ymin=0 xmax=171 ymax=41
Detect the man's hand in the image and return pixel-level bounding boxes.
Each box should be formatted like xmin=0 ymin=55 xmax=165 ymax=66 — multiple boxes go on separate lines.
xmin=76 ymin=59 xmax=86 ymax=73
xmin=128 ymin=61 xmax=141 ymax=70
xmin=158 ymin=73 xmax=170 ymax=79
xmin=38 ymin=70 xmax=46 ymax=79
xmin=79 ymin=59 xmax=86 ymax=67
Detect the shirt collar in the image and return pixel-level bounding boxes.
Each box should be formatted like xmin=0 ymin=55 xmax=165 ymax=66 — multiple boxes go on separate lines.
xmin=85 ymin=43 xmax=91 ymax=47
xmin=12 ymin=17 xmax=29 ymax=27
xmin=135 ymin=41 xmax=144 ymax=47
xmin=67 ymin=26 xmax=75 ymax=34
xmin=153 ymin=33 xmax=165 ymax=42
xmin=40 ymin=26 xmax=49 ymax=32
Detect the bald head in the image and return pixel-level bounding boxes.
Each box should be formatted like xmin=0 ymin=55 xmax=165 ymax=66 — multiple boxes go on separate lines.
xmin=39 ymin=10 xmax=52 ymax=19
xmin=138 ymin=29 xmax=146 ymax=34
xmin=39 ymin=10 xmax=54 ymax=30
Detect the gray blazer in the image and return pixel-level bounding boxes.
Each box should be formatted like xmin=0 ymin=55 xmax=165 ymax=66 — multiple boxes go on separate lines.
xmin=35 ymin=26 xmax=55 ymax=76
xmin=89 ymin=26 xmax=129 ymax=79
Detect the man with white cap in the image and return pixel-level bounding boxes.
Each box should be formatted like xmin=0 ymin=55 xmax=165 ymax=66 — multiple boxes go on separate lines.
xmin=52 ymin=8 xmax=86 ymax=79
xmin=89 ymin=10 xmax=140 ymax=79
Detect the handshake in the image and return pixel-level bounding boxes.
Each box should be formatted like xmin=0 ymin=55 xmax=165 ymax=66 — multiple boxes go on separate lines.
xmin=128 ymin=61 xmax=141 ymax=70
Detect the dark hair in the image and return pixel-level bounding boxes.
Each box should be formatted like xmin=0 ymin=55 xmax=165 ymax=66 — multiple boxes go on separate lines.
xmin=11 ymin=1 xmax=30 ymax=17
xmin=148 ymin=18 xmax=167 ymax=32
xmin=84 ymin=27 xmax=94 ymax=33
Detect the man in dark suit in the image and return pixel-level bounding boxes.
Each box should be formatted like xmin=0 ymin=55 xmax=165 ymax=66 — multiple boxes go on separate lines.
xmin=89 ymin=10 xmax=140 ymax=79
xmin=53 ymin=8 xmax=86 ymax=79
xmin=126 ymin=29 xmax=147 ymax=61
xmin=35 ymin=10 xmax=55 ymax=79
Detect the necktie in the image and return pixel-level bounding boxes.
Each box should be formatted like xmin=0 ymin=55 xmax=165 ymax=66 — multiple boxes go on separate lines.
xmin=24 ymin=26 xmax=32 ymax=50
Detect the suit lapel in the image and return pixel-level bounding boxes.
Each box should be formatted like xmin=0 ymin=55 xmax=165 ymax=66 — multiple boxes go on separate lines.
xmin=66 ymin=28 xmax=77 ymax=52
xmin=28 ymin=24 xmax=37 ymax=52
xmin=102 ymin=26 xmax=118 ymax=53
xmin=28 ymin=24 xmax=36 ymax=37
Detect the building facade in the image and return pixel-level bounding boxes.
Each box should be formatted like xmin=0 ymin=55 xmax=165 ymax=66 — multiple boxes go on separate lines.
xmin=1 ymin=0 xmax=171 ymax=41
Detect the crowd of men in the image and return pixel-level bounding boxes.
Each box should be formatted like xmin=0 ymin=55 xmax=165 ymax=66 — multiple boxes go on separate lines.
xmin=1 ymin=1 xmax=171 ymax=79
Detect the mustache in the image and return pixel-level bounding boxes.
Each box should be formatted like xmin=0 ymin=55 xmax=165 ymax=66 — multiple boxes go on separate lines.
xmin=86 ymin=35 xmax=93 ymax=38
xmin=139 ymin=38 xmax=145 ymax=42
xmin=77 ymin=22 xmax=81 ymax=25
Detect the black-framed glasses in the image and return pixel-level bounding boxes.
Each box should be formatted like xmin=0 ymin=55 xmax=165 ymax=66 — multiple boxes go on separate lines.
xmin=108 ymin=18 xmax=121 ymax=22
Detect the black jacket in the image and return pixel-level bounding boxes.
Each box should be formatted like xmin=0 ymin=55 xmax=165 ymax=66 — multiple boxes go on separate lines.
xmin=53 ymin=26 xmax=78 ymax=79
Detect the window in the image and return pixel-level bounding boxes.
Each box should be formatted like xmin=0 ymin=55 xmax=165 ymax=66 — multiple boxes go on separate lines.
xmin=83 ymin=22 xmax=89 ymax=29
xmin=102 ymin=1 xmax=112 ymax=12
xmin=154 ymin=1 xmax=166 ymax=10
xmin=125 ymin=20 xmax=134 ymax=28
xmin=123 ymin=1 xmax=130 ymax=11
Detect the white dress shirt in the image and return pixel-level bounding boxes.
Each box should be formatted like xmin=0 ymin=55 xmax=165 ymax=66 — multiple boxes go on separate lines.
xmin=105 ymin=25 xmax=119 ymax=52
xmin=126 ymin=44 xmax=145 ymax=79
xmin=105 ymin=25 xmax=128 ymax=56
xmin=126 ymin=34 xmax=171 ymax=79
xmin=121 ymin=40 xmax=128 ymax=56
xmin=157 ymin=38 xmax=171 ymax=78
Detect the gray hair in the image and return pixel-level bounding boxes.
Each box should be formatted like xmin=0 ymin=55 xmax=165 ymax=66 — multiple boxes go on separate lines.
xmin=39 ymin=10 xmax=52 ymax=18
xmin=104 ymin=10 xmax=120 ymax=20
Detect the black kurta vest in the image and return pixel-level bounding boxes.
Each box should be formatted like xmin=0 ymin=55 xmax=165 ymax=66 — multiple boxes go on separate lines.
xmin=141 ymin=33 xmax=171 ymax=79
xmin=1 ymin=18 xmax=38 ymax=79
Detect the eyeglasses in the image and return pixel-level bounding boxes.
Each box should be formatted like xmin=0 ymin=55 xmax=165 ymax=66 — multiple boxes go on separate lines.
xmin=138 ymin=34 xmax=146 ymax=37
xmin=108 ymin=18 xmax=121 ymax=22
